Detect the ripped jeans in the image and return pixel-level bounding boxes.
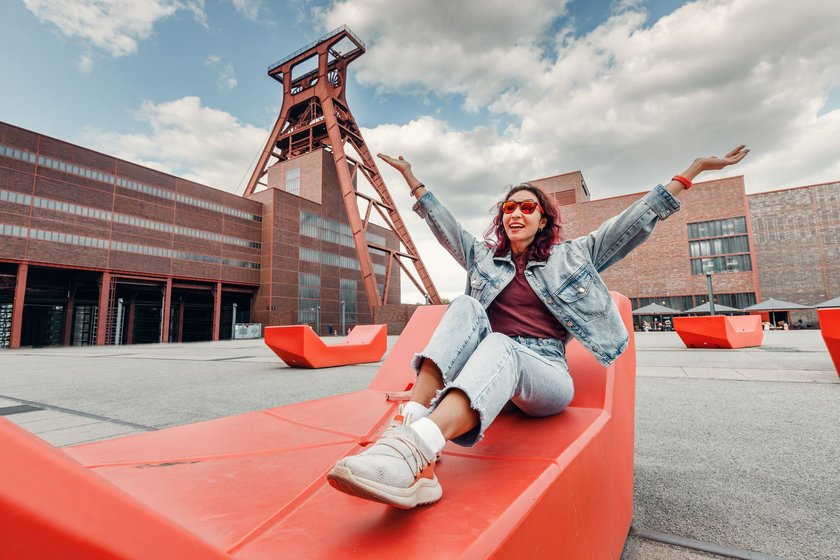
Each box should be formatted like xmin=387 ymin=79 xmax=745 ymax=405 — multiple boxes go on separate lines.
xmin=411 ymin=295 xmax=574 ymax=447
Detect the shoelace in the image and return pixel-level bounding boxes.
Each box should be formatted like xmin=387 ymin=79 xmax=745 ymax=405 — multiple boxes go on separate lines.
xmin=377 ymin=431 xmax=430 ymax=476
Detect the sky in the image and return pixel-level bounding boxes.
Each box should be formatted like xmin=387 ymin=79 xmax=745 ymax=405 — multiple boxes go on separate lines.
xmin=1 ymin=0 xmax=839 ymax=303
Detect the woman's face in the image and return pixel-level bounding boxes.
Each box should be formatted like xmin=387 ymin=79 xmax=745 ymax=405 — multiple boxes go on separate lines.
xmin=502 ymin=189 xmax=547 ymax=254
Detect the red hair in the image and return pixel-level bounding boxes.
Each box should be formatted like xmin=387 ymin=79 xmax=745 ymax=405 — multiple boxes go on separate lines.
xmin=484 ymin=184 xmax=564 ymax=261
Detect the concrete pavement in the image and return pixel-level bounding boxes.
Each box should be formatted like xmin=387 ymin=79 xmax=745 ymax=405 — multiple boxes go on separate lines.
xmin=1 ymin=329 xmax=837 ymax=559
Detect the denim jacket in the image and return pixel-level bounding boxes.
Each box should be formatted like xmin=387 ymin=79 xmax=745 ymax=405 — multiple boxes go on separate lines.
xmin=412 ymin=185 xmax=681 ymax=366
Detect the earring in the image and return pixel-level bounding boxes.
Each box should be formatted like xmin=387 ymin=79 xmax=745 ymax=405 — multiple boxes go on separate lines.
xmin=538 ymin=226 xmax=544 ymax=232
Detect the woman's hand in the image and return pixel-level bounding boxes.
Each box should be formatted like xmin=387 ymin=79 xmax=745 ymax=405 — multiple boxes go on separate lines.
xmin=378 ymin=152 xmax=425 ymax=196
xmin=692 ymin=145 xmax=749 ymax=173
xmin=377 ymin=153 xmax=412 ymax=174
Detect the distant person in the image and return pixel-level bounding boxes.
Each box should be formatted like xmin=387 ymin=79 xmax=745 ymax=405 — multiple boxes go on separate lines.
xmin=782 ymin=321 xmax=789 ymax=331
xmin=327 ymin=146 xmax=749 ymax=508
xmin=797 ymin=319 xmax=806 ymax=329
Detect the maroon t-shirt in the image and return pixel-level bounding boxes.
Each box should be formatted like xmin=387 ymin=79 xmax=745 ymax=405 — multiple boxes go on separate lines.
xmin=487 ymin=253 xmax=566 ymax=339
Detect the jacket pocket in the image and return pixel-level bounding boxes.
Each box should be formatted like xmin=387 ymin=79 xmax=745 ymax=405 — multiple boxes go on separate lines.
xmin=554 ymin=264 xmax=610 ymax=322
xmin=468 ymin=265 xmax=491 ymax=301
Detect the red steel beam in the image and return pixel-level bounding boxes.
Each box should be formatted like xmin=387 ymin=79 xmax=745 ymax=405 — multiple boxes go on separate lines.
xmin=9 ymin=263 xmax=28 ymax=349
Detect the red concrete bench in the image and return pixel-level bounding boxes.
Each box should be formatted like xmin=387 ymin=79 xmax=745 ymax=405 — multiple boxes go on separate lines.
xmin=673 ymin=315 xmax=763 ymax=349
xmin=0 ymin=293 xmax=637 ymax=559
xmin=264 ymin=324 xmax=387 ymax=368
xmin=817 ymin=308 xmax=840 ymax=375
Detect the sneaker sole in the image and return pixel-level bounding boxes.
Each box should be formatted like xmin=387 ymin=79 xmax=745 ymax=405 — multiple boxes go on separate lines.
xmin=326 ymin=465 xmax=442 ymax=509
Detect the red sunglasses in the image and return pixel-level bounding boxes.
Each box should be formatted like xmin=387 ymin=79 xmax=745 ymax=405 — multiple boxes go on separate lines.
xmin=501 ymin=200 xmax=544 ymax=215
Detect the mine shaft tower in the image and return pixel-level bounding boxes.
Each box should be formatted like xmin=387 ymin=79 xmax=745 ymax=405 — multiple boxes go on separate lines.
xmin=245 ymin=26 xmax=441 ymax=312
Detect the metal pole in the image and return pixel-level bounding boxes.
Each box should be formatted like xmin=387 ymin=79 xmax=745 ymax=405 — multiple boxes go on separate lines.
xmin=316 ymin=306 xmax=321 ymax=336
xmin=706 ymin=273 xmax=716 ymax=316
xmin=231 ymin=303 xmax=237 ymax=340
xmin=340 ymin=300 xmax=345 ymax=337
xmin=115 ymin=298 xmax=125 ymax=345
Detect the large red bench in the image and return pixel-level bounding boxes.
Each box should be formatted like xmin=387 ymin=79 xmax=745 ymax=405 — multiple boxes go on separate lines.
xmin=0 ymin=293 xmax=637 ymax=559
xmin=264 ymin=324 xmax=387 ymax=368
xmin=673 ymin=315 xmax=763 ymax=349
xmin=817 ymin=308 xmax=840 ymax=375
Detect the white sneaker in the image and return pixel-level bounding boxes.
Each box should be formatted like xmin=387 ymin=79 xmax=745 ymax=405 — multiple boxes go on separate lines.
xmin=327 ymin=420 xmax=441 ymax=509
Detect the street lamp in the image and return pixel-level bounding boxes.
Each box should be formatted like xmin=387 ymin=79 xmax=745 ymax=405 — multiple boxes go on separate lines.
xmin=703 ymin=260 xmax=716 ymax=316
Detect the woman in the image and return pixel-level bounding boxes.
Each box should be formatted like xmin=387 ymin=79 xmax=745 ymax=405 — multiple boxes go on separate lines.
xmin=327 ymin=146 xmax=749 ymax=509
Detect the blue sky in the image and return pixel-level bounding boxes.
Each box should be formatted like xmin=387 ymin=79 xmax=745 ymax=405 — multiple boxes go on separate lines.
xmin=1 ymin=0 xmax=839 ymax=300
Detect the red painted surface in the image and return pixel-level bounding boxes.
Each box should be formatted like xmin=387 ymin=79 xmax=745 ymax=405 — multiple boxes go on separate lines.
xmin=673 ymin=315 xmax=764 ymax=349
xmin=0 ymin=417 xmax=230 ymax=560
xmin=10 ymin=262 xmax=27 ymax=349
xmin=817 ymin=308 xmax=840 ymax=375
xmin=264 ymin=323 xmax=387 ymax=368
xmin=1 ymin=294 xmax=636 ymax=558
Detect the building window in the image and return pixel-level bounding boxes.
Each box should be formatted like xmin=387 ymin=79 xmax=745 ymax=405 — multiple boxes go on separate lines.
xmin=298 ymin=272 xmax=320 ymax=324
xmin=286 ymin=168 xmax=301 ymax=195
xmin=688 ymin=217 xmax=752 ymax=274
xmin=340 ymin=278 xmax=357 ymax=328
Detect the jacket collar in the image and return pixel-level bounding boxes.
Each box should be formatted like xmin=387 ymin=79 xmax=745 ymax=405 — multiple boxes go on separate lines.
xmin=493 ymin=251 xmax=548 ymax=268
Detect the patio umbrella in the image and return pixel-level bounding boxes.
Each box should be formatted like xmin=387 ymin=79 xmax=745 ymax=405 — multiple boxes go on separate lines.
xmin=742 ymin=298 xmax=812 ymax=311
xmin=680 ymin=302 xmax=742 ymax=315
xmin=743 ymin=298 xmax=813 ymax=327
xmin=632 ymin=303 xmax=681 ymax=315
xmin=815 ymin=296 xmax=840 ymax=308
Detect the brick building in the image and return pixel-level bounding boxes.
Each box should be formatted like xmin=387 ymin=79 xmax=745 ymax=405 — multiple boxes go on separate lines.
xmin=0 ymin=121 xmax=398 ymax=348
xmin=539 ymin=172 xmax=837 ymax=327
xmin=749 ymin=182 xmax=839 ymax=317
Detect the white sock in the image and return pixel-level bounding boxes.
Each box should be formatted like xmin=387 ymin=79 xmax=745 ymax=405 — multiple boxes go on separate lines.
xmin=410 ymin=417 xmax=446 ymax=456
xmin=402 ymin=401 xmax=431 ymax=421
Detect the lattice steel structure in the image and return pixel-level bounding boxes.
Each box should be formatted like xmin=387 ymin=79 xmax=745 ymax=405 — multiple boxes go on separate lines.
xmin=245 ymin=26 xmax=440 ymax=312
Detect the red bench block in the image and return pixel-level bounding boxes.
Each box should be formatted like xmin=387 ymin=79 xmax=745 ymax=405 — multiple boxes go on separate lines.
xmin=1 ymin=295 xmax=637 ymax=559
xmin=818 ymin=308 xmax=840 ymax=375
xmin=264 ymin=324 xmax=387 ymax=368
xmin=673 ymin=315 xmax=763 ymax=349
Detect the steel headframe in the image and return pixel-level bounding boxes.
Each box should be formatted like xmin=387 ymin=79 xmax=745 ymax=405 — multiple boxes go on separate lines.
xmin=245 ymin=26 xmax=441 ymax=313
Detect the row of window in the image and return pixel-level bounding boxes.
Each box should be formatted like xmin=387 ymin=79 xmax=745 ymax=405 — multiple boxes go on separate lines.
xmin=687 ymin=217 xmax=747 ymax=240
xmin=299 ymin=246 xmax=387 ymax=275
xmin=0 ymin=222 xmax=260 ymax=270
xmin=688 ymin=235 xmax=749 ymax=258
xmin=0 ymin=189 xmax=260 ymax=249
xmin=690 ymin=254 xmax=752 ymax=275
xmin=0 ymin=142 xmax=262 ymax=222
xmin=300 ymin=210 xmax=388 ymax=248
xmin=634 ymin=292 xmax=757 ymax=312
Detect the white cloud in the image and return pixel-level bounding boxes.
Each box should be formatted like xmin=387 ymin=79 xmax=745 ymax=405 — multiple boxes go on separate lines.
xmin=23 ymin=0 xmax=206 ymax=57
xmin=229 ymin=0 xmax=262 ymax=21
xmin=78 ymin=52 xmax=94 ymax=74
xmin=205 ymin=55 xmax=238 ymax=91
xmin=317 ymin=0 xmax=567 ymax=111
xmin=83 ymin=96 xmax=268 ymax=192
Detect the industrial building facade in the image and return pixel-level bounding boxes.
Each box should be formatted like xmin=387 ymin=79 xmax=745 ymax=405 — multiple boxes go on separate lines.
xmin=0 ymin=121 xmax=398 ymax=348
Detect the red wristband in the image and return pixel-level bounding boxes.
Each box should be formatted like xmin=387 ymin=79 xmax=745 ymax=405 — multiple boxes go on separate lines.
xmin=671 ymin=175 xmax=692 ymax=190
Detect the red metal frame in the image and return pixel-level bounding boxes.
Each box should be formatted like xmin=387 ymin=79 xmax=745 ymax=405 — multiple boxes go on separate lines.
xmin=244 ymin=26 xmax=440 ymax=313
xmin=10 ymin=263 xmax=27 ymax=349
